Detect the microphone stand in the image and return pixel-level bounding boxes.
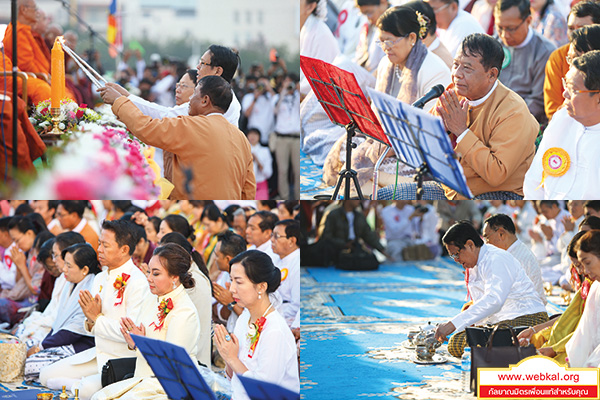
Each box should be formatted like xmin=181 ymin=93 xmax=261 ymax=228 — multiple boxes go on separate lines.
xmin=11 ymin=0 xmax=18 ymax=171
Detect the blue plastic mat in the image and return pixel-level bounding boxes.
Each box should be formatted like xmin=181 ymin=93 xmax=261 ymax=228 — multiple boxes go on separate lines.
xmin=300 ymin=150 xmax=334 ymax=200
xmin=300 ymin=258 xmax=566 ymax=400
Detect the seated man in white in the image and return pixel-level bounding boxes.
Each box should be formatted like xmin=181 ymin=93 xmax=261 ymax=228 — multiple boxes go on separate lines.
xmin=524 ymin=51 xmax=600 ymax=199
xmin=40 ymin=220 xmax=150 ymax=400
xmin=482 ymin=213 xmax=546 ymax=305
xmin=435 ymin=221 xmax=548 ymax=358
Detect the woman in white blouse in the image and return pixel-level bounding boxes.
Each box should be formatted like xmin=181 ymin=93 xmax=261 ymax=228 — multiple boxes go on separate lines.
xmin=215 ymin=250 xmax=300 ymax=400
xmin=91 ymin=243 xmax=200 ymax=400
xmin=567 ymin=231 xmax=600 ymax=368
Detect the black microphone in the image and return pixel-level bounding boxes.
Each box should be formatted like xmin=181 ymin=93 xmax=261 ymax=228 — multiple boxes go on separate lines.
xmin=412 ymin=84 xmax=446 ymax=109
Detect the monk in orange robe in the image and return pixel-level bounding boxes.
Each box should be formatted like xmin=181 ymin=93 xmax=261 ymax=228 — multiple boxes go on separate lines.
xmin=0 ymin=91 xmax=47 ymax=179
xmin=0 ymin=56 xmax=51 ymax=106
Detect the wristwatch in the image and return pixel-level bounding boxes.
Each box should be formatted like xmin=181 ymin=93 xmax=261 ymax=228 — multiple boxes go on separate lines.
xmin=227 ymin=301 xmax=237 ymax=311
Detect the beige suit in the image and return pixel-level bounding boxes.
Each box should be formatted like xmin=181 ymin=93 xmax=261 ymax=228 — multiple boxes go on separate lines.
xmin=112 ymin=97 xmax=256 ymax=200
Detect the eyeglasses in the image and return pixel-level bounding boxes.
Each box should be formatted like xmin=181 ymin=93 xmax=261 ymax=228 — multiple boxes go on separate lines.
xmin=449 ymin=248 xmax=462 ymax=261
xmin=198 ymin=61 xmax=213 ymax=68
xmin=496 ymin=18 xmax=526 ymax=34
xmin=431 ymin=3 xmax=450 ymax=13
xmin=375 ymin=35 xmax=408 ymax=49
xmin=176 ymin=82 xmax=194 ymax=90
xmin=271 ymin=232 xmax=289 ymax=240
xmin=562 ymin=77 xmax=600 ymax=98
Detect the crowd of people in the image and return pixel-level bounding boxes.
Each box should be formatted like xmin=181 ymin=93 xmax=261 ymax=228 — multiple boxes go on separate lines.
xmin=301 ymin=200 xmax=600 ymax=367
xmin=300 ymin=0 xmax=600 ymax=199
xmin=1 ymin=0 xmax=299 ymax=200
xmin=0 ymin=200 xmax=300 ymax=399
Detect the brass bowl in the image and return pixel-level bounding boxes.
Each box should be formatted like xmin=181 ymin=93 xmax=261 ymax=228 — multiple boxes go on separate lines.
xmin=37 ymin=394 xmax=54 ymax=400
xmin=415 ymin=344 xmax=435 ymax=360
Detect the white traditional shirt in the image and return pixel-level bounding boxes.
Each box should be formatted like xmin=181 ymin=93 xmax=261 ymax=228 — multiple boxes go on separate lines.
xmin=532 ymin=209 xmax=571 ymax=258
xmin=84 ymin=258 xmax=150 ymax=372
xmin=451 ymin=244 xmax=547 ymax=332
xmin=380 ymin=204 xmax=415 ymax=241
xmin=300 ymin=14 xmax=340 ymax=95
xmin=231 ymin=308 xmax=300 ymax=400
xmin=438 ymin=10 xmax=485 ymax=57
xmin=250 ymin=241 xmax=280 ymax=265
xmin=411 ymin=204 xmax=440 ymax=246
xmin=507 ymin=240 xmax=546 ymax=305
xmin=90 ymin=284 xmax=200 ymax=400
xmin=184 ymin=262 xmax=212 ymax=368
xmin=0 ymin=242 xmax=18 ymax=290
xmin=565 ymin=281 xmax=600 ymax=368
xmin=275 ymin=249 xmax=300 ymax=329
xmin=524 ymin=107 xmax=600 ymax=199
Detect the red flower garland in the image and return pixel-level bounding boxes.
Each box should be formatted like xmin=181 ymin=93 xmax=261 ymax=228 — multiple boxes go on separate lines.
xmin=113 ymin=273 xmax=130 ymax=306
xmin=247 ymin=316 xmax=267 ymax=358
xmin=150 ymin=298 xmax=174 ymax=331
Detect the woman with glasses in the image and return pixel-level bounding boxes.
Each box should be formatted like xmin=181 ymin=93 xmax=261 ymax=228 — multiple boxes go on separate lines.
xmin=326 ymin=6 xmax=451 ymax=192
xmin=175 ymin=69 xmax=197 ymax=106
xmin=523 ymin=50 xmax=600 ymax=199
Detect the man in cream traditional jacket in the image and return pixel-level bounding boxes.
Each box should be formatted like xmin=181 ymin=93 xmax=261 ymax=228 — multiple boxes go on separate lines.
xmin=40 ymin=220 xmax=150 ymax=400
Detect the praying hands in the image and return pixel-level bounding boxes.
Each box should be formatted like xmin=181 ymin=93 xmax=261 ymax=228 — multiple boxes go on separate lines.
xmin=436 ymin=89 xmax=468 ymax=137
xmin=79 ymin=289 xmax=102 ymax=327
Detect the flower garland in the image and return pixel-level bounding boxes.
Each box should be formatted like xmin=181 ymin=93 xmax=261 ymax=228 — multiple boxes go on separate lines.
xmin=246 ymin=304 xmax=273 ymax=358
xmin=113 ymin=273 xmax=130 ymax=306
xmin=150 ymin=298 xmax=174 ymax=331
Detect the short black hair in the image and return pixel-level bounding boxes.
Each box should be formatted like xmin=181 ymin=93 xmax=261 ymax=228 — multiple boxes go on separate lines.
xmin=495 ymin=0 xmax=531 ymax=19
xmin=377 ymin=6 xmax=421 ymax=38
xmin=0 ymin=217 xmax=12 ymax=232
xmin=580 ymin=215 xmax=600 ymax=230
xmin=186 ymin=69 xmax=198 ymax=83
xmin=130 ymin=222 xmax=147 ymax=244
xmin=570 ymin=25 xmax=600 ymax=54
xmin=207 ymin=45 xmax=239 ymax=83
xmin=404 ymin=0 xmax=437 ymax=36
xmin=198 ymin=75 xmax=233 ymax=113
xmin=484 ymin=214 xmax=516 ymax=235
xmin=572 ymin=50 xmax=600 ymax=92
xmin=8 ymin=214 xmax=48 ymax=235
xmin=101 ymin=220 xmax=138 ymax=256
xmin=217 ymin=230 xmax=247 ymax=258
xmin=250 ymin=211 xmax=279 ymax=232
xmin=59 ymin=201 xmax=88 ymax=218
xmin=55 ymin=231 xmax=86 ymax=252
xmin=460 ymin=33 xmax=504 ymax=74
xmin=162 ymin=214 xmax=195 ymax=241
xmin=274 ymin=219 xmax=303 ymax=245
xmin=584 ymin=200 xmax=600 ymax=212
xmin=442 ymin=220 xmax=484 ymax=248
xmin=62 ymin=243 xmax=101 ymax=275
xmin=570 ymin=1 xmax=600 ymax=24
xmin=33 ymin=231 xmax=55 ymax=252
xmin=201 ymin=204 xmax=225 ymax=224
xmin=14 ymin=203 xmax=34 ymax=216
xmin=539 ymin=200 xmax=559 ymax=208
xmin=356 ymin=0 xmax=383 ymax=5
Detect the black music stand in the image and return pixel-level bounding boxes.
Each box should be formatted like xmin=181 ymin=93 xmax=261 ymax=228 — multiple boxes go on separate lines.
xmin=132 ymin=335 xmax=217 ymax=400
xmin=300 ymin=56 xmax=390 ymax=200
xmin=366 ymin=88 xmax=473 ymax=199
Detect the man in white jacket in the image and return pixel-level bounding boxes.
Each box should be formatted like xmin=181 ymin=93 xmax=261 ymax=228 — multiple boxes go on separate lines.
xmin=40 ymin=220 xmax=150 ymax=400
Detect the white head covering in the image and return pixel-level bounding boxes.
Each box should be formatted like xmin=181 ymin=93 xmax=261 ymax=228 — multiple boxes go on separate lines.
xmin=51 ymin=274 xmax=95 ymax=337
xmin=315 ymin=0 xmax=328 ymax=20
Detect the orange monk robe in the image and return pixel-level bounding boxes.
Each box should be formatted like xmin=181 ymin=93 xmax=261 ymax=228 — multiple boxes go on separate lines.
xmin=0 ymin=92 xmax=47 ymax=179
xmin=32 ymin=30 xmax=51 ymax=63
xmin=112 ymin=97 xmax=256 ymax=200
xmin=543 ymin=44 xmax=569 ymax=121
xmin=0 ymin=56 xmax=51 ymax=105
xmin=2 ymin=22 xmax=50 ymax=74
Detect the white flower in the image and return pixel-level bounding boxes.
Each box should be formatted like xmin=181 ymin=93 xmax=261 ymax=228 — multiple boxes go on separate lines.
xmin=58 ymin=123 xmax=66 ymax=130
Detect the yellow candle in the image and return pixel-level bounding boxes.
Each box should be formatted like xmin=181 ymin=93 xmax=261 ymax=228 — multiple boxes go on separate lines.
xmin=51 ymin=38 xmax=65 ymax=109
